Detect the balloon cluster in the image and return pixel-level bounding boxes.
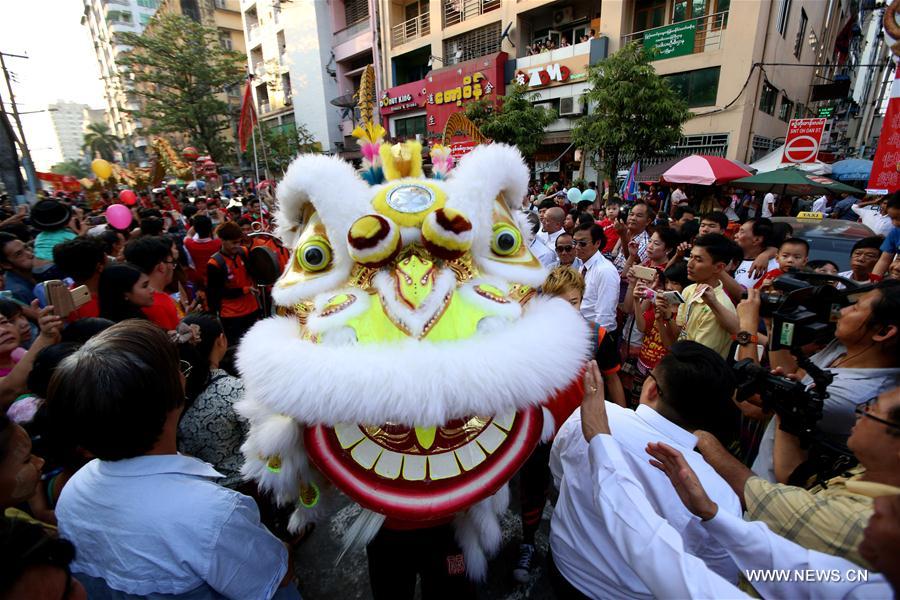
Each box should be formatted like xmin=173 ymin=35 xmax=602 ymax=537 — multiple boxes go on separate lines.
xmin=566 ymin=187 xmax=597 ymax=204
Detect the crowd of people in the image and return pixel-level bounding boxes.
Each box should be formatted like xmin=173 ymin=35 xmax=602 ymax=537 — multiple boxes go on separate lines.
xmin=2 ymin=172 xmax=900 ymax=599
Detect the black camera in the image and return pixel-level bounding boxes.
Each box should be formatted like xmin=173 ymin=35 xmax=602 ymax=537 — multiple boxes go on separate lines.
xmin=733 ymin=359 xmax=824 ymax=442
xmin=754 ymin=271 xmax=873 ymax=351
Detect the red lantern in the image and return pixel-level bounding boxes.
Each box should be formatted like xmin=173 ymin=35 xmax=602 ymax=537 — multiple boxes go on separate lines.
xmin=182 ymin=146 xmax=199 ymax=162
xmin=119 ymin=189 xmax=137 ymax=206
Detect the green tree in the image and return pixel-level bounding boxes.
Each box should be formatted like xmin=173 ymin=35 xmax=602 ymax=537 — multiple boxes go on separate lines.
xmin=573 ymin=42 xmax=691 ymax=182
xmin=50 ymin=159 xmax=88 ymax=178
xmin=464 ymin=84 xmax=557 ymax=159
xmin=243 ymin=122 xmax=321 ymax=175
xmin=117 ymin=13 xmax=244 ymax=164
xmin=82 ymin=122 xmax=119 ymax=161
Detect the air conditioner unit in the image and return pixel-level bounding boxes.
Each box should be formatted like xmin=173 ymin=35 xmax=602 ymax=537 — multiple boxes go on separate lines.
xmin=553 ymin=7 xmax=574 ymax=27
xmin=559 ymin=96 xmax=583 ymax=116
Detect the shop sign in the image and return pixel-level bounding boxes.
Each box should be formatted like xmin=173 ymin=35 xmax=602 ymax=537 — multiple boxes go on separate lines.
xmin=425 ymin=53 xmax=507 ymax=136
xmin=450 ymin=140 xmax=477 ymax=160
xmin=429 ymin=72 xmax=493 ymax=107
xmin=515 ymin=63 xmax=570 ymax=87
xmin=379 ymin=81 xmax=427 ymax=117
xmin=643 ymin=21 xmax=697 ymax=60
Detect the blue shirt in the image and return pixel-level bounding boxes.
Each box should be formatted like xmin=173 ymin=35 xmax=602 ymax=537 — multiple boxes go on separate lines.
xmin=57 ymin=454 xmax=290 ymax=599
xmin=3 ymin=270 xmax=36 ymax=305
xmin=881 ymin=226 xmax=900 ymax=256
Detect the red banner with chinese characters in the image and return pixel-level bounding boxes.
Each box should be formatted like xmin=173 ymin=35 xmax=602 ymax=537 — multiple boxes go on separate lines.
xmin=867 ymin=67 xmax=900 ymax=195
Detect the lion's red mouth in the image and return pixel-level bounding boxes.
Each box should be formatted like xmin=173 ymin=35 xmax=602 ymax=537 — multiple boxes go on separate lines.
xmin=305 ymin=406 xmax=543 ymax=521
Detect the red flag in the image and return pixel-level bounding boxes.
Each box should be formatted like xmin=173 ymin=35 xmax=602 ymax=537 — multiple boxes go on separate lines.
xmin=238 ymin=78 xmax=258 ymax=152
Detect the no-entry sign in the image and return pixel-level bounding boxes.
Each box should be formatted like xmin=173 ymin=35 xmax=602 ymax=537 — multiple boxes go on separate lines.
xmin=782 ymin=118 xmax=827 ymax=164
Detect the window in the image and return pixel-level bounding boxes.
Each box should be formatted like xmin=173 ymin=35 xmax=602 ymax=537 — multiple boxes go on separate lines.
xmin=393 ymin=115 xmax=427 ymax=140
xmin=136 ymin=0 xmax=158 ymax=8
xmin=794 ymin=9 xmax=808 ymax=59
xmin=139 ymin=13 xmax=152 ymax=25
xmin=405 ymin=0 xmax=427 ymax=20
xmin=219 ymin=32 xmax=233 ymax=50
xmin=444 ymin=22 xmax=501 ymax=65
xmin=344 ymin=0 xmax=369 ymax=27
xmin=635 ymin=0 xmax=666 ymax=31
xmin=664 ymin=67 xmax=720 ymax=108
xmin=794 ymin=102 xmax=805 ymax=118
xmin=776 ymin=0 xmax=791 ymax=36
xmin=778 ymin=95 xmax=793 ymax=121
xmin=759 ymin=81 xmax=777 ymax=115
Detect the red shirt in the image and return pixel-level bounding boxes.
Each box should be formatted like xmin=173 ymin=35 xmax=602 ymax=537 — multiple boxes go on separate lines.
xmin=184 ymin=236 xmax=222 ymax=287
xmin=67 ymin=293 xmax=100 ymax=323
xmin=142 ymin=291 xmax=180 ymax=330
xmin=596 ymin=218 xmax=620 ymax=253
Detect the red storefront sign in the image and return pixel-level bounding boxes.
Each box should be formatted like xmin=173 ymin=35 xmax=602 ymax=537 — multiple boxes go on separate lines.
xmin=425 ymin=53 xmax=507 ymax=137
xmin=781 ymin=118 xmax=827 ymax=164
xmin=379 ymin=80 xmax=428 ymax=117
xmin=867 ymin=67 xmax=900 ymax=194
xmin=450 ymin=140 xmax=477 ymax=160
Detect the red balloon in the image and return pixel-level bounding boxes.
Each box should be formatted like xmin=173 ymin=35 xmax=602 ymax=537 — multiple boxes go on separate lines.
xmin=119 ymin=189 xmax=137 ymax=206
xmin=182 ymin=146 xmax=199 ymax=161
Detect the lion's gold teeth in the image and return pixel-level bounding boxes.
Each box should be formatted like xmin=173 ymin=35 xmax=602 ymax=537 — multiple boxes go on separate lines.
xmin=333 ymin=413 xmax=516 ymax=481
xmin=320 ymin=294 xmax=356 ymax=317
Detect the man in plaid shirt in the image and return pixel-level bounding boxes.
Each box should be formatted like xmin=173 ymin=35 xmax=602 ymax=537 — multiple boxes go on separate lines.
xmin=689 ymin=386 xmax=900 ymax=569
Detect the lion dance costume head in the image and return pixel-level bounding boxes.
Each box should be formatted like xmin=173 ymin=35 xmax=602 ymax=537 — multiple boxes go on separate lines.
xmin=237 ymin=75 xmax=590 ymax=580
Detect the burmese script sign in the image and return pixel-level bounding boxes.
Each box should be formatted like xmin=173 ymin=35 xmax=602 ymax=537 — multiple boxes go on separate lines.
xmin=643 ymin=21 xmax=697 ymax=60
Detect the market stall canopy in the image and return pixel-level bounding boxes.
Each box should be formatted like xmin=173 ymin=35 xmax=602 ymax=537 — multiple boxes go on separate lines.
xmin=730 ymin=166 xmax=864 ymax=196
xmin=635 ymin=157 xmax=682 ymax=182
xmin=661 ymin=155 xmax=752 ymax=185
xmin=829 ymin=158 xmax=873 ymax=182
xmin=748 ymin=144 xmax=832 ymax=175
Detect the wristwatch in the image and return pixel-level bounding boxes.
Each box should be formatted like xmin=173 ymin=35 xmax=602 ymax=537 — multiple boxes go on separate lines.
xmin=733 ymin=331 xmax=759 ymax=346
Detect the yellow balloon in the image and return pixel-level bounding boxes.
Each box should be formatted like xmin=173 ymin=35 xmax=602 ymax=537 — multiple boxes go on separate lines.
xmin=91 ymin=158 xmax=112 ymax=180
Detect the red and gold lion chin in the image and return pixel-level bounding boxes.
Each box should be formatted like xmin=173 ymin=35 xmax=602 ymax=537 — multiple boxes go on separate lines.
xmin=236 ymin=142 xmax=589 ymax=579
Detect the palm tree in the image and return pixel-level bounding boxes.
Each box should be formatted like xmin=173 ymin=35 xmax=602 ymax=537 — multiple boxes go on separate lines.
xmin=82 ymin=122 xmax=120 ymax=161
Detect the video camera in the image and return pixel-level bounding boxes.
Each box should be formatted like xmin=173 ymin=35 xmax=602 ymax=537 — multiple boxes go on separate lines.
xmin=755 ymin=271 xmax=873 ymax=351
xmin=733 ymin=270 xmax=872 ymax=459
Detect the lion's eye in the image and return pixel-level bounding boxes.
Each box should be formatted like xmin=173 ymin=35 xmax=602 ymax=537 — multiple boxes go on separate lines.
xmin=491 ymin=224 xmax=522 ymax=256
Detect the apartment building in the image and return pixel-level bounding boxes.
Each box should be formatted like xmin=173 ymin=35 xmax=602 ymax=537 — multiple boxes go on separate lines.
xmin=239 ymin=0 xmax=380 ymax=157
xmin=376 ymin=0 xmax=858 ymax=180
xmin=81 ymin=0 xmax=160 ymax=163
xmin=48 ymin=101 xmax=91 ymax=163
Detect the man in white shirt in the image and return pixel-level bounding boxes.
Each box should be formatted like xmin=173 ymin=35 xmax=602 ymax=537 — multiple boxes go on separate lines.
xmin=525 ymin=210 xmax=559 ymax=268
xmin=550 ymin=342 xmax=742 ymax=598
xmin=573 ymin=222 xmax=619 ymax=332
xmin=572 ymin=370 xmax=896 ymax=599
xmin=852 ymin=197 xmax=893 ymax=237
xmin=761 ymin=192 xmax=776 ymax=218
xmin=538 ymin=206 xmax=566 ymax=248
xmin=732 ymin=218 xmax=778 ymax=289
xmin=811 ymin=193 xmax=832 ymax=214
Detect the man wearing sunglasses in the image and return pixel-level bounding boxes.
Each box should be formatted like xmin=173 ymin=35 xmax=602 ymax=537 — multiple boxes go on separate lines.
xmin=551 ymin=232 xmax=582 ymax=270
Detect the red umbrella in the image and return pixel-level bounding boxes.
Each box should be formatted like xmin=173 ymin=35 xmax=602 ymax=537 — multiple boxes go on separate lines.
xmin=662 ymin=155 xmax=752 ymax=186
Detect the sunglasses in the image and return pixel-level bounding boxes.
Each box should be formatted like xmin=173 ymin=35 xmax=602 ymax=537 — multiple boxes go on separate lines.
xmin=180 ymin=359 xmax=193 ymax=379
xmin=556 ymin=244 xmax=575 ymax=252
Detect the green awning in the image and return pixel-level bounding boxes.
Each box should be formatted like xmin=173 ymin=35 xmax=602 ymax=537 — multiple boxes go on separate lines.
xmin=730 ymin=166 xmax=864 ymax=196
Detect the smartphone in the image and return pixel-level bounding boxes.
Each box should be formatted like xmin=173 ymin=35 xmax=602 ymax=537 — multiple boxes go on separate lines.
xmin=632 ymin=265 xmax=657 ymax=281
xmin=661 ymin=290 xmax=685 ymax=305
xmin=40 ymin=280 xmax=91 ymax=318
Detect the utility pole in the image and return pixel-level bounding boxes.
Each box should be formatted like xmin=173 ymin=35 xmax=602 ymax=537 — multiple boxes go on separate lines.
xmin=0 ymin=51 xmax=37 ymax=202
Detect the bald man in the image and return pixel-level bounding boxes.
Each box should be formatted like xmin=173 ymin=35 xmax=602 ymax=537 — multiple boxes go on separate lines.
xmin=538 ymin=207 xmax=566 ymax=248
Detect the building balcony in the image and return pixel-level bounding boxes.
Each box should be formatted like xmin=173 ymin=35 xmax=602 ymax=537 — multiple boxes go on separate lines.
xmin=247 ymin=22 xmax=260 ymax=42
xmin=392 ymin=12 xmax=430 ymax=47
xmin=622 ymin=10 xmax=728 ymax=60
xmin=443 ymin=0 xmax=500 ymax=29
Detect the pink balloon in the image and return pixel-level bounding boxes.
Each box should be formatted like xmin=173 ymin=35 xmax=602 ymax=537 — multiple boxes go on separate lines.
xmin=119 ymin=189 xmax=137 ymax=206
xmin=105 ymin=204 xmax=133 ymax=230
